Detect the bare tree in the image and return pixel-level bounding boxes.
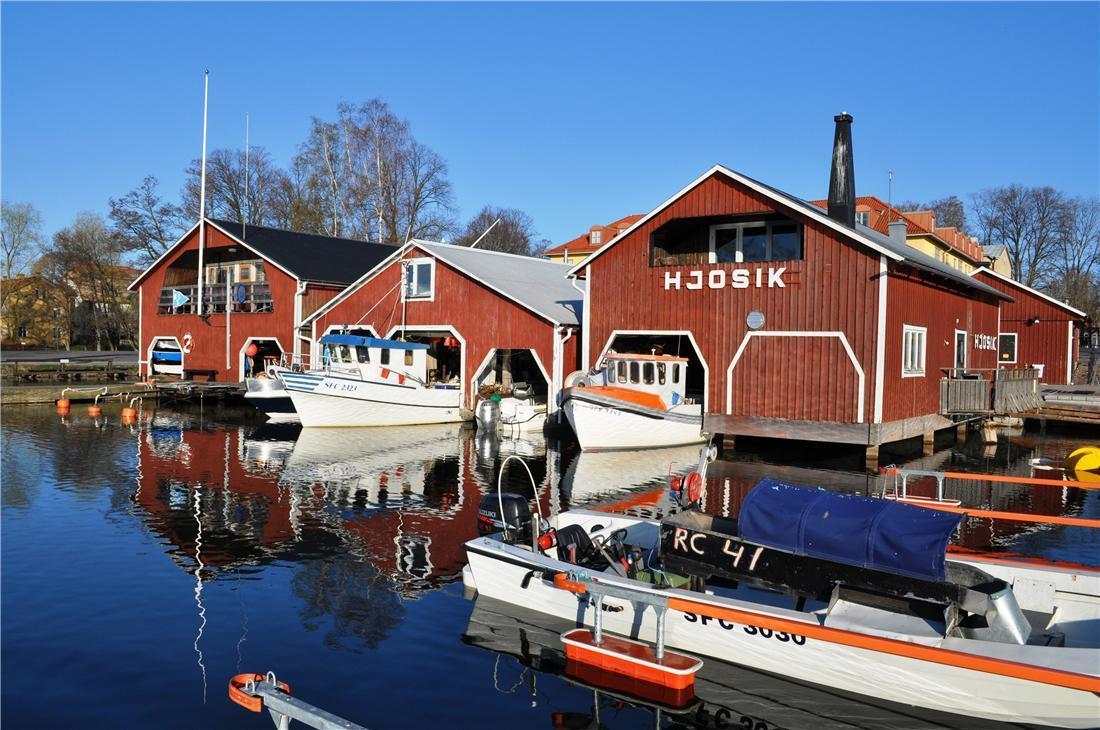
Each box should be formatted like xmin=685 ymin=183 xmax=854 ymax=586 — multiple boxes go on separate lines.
xmin=108 ymin=177 xmax=188 ymax=265
xmin=183 ymin=146 xmax=286 ymax=227
xmin=453 ymin=206 xmax=540 ymax=255
xmin=1048 ymin=196 xmax=1100 ymax=320
xmin=971 ymin=185 xmax=1068 ymax=287
xmin=1 ymin=201 xmax=44 ymax=313
xmin=45 ymin=213 xmax=134 ymax=350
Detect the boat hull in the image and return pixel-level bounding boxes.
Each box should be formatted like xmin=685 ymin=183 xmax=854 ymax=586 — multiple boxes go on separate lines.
xmin=280 ymin=370 xmax=462 ymax=427
xmin=464 ymin=526 xmax=1100 ymax=728
xmin=243 ymin=378 xmax=299 ymax=421
xmin=563 ymin=392 xmax=705 ymax=450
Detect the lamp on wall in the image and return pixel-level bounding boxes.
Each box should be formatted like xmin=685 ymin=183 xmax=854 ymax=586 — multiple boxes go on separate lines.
xmin=1027 ymin=316 xmax=1041 ymax=325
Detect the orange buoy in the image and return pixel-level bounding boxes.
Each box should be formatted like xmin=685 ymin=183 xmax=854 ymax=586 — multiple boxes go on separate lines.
xmin=87 ymin=404 xmax=102 ymax=417
xmin=121 ymin=406 xmax=137 ymax=424
xmin=56 ymin=398 xmax=70 ymax=409
xmin=57 ymin=406 xmax=70 ymax=416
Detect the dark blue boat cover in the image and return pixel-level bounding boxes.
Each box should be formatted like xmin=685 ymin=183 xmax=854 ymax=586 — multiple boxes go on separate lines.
xmin=737 ymin=480 xmax=963 ymax=582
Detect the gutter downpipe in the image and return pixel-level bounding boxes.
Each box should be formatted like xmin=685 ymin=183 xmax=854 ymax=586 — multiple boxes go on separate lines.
xmin=294 ymin=280 xmax=307 ymax=365
xmin=569 ymin=272 xmax=588 ymax=370
xmin=554 ymin=325 xmax=575 ymax=423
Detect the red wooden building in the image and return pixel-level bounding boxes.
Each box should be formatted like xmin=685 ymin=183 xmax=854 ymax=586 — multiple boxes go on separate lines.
xmin=973 ymin=266 xmax=1087 ymax=384
xmin=566 ymin=114 xmax=1010 ymax=456
xmin=128 ymin=219 xmax=393 ymax=382
xmin=303 ymin=240 xmax=581 ymax=418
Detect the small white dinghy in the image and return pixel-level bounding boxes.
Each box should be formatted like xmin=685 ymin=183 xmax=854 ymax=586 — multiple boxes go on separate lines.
xmin=562 ymin=353 xmax=705 ymax=451
xmin=464 ymin=449 xmax=1100 ymax=728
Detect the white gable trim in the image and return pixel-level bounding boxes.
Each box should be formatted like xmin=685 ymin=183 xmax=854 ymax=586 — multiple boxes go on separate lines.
xmin=566 ymin=164 xmax=904 ymax=278
xmin=973 ymin=266 xmax=1086 ymax=318
xmin=127 ymin=220 xmax=201 ymax=290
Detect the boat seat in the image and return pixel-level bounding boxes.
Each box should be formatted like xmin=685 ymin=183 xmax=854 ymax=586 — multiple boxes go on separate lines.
xmin=556 ymin=524 xmax=602 ymax=568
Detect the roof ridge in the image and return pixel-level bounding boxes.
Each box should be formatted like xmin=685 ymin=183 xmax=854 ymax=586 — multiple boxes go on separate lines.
xmin=208 ymin=217 xmax=385 ymax=246
xmin=415 ymin=240 xmax=571 ymax=268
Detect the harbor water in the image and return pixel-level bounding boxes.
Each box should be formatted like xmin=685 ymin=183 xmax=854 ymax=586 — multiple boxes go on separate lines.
xmin=2 ymin=403 xmax=1097 ymax=728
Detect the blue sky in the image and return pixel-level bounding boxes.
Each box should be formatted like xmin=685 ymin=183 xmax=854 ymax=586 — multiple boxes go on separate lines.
xmin=3 ymin=2 xmax=1098 ymax=245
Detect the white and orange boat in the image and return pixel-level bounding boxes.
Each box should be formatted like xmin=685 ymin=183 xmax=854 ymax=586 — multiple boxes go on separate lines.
xmin=562 ymin=352 xmax=705 ymax=450
xmin=464 ymin=451 xmax=1100 ymax=728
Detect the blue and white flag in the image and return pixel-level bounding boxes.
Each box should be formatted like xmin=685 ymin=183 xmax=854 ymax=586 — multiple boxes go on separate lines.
xmin=171 ymin=289 xmax=190 ymax=309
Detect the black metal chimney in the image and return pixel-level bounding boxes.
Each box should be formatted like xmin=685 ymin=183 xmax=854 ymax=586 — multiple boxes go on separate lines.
xmin=827 ymin=112 xmax=856 ymax=228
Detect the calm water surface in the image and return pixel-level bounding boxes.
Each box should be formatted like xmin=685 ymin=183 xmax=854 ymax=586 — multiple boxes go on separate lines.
xmin=2 ymin=403 xmax=1097 ymax=729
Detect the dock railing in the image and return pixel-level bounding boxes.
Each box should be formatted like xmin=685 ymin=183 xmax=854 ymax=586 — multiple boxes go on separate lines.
xmin=939 ymin=367 xmax=1041 ymax=415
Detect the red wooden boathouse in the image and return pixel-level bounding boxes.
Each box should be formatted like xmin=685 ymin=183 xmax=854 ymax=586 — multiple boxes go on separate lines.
xmin=972 ymin=267 xmax=1086 ymax=385
xmin=303 ymin=240 xmax=581 ymax=417
xmin=566 ymin=114 xmax=1011 ymax=455
xmin=128 ymin=219 xmax=393 ymax=382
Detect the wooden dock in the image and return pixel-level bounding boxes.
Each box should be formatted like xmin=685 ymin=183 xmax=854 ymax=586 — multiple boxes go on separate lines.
xmin=1 ymin=380 xmax=244 ymax=406
xmin=1015 ymin=385 xmax=1100 ymax=427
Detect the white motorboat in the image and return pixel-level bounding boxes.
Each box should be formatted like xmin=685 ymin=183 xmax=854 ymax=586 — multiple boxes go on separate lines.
xmin=463 ymin=451 xmax=1100 ymax=728
xmin=475 ymin=395 xmax=547 ymax=435
xmin=243 ymin=375 xmax=298 ymax=421
xmin=562 ymin=353 xmax=705 ymax=450
xmin=278 ymin=334 xmax=462 ymax=427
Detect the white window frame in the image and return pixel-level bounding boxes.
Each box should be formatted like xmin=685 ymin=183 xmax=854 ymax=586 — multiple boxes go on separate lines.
xmin=855 ymin=211 xmax=869 ymax=226
xmin=708 ymin=221 xmax=802 ymax=264
xmin=998 ymin=332 xmax=1018 ymax=365
xmin=953 ymin=328 xmax=968 ymax=373
xmin=402 ymin=257 xmax=435 ymax=302
xmin=590 ymin=230 xmax=602 ymax=245
xmin=902 ymin=325 xmax=927 ymax=378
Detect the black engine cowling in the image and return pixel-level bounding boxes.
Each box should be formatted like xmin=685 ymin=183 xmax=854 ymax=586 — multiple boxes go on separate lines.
xmin=477 ymin=493 xmax=532 ymax=544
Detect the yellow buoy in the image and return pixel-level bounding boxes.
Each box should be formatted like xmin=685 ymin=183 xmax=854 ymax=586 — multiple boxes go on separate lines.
xmin=1065 ymin=446 xmax=1100 ymax=475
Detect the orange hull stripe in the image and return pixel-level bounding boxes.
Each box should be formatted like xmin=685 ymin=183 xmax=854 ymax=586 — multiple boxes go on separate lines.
xmin=582 ymin=386 xmax=667 ymax=411
xmin=665 ymin=597 xmax=1100 ymax=693
xmin=898 ymin=500 xmax=1100 ymax=528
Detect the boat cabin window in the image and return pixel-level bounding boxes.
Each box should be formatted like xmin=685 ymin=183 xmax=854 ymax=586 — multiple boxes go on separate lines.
xmin=616 ymin=361 xmax=626 ymax=383
xmin=334 ymin=345 xmax=351 ymax=363
xmin=629 ymin=361 xmax=640 ymax=384
xmin=380 ymin=349 xmax=390 ymax=365
xmin=356 ymin=347 xmax=370 ymax=364
xmin=643 ymin=362 xmax=655 ymax=385
xmin=672 ymin=363 xmax=681 ymax=384
xmin=657 ymin=363 xmax=666 ymax=385
xmin=405 ymin=350 xmax=414 ymax=366
xmin=605 ymin=361 xmax=615 ymax=383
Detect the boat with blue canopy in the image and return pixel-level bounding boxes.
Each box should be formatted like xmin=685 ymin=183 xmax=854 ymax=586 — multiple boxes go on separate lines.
xmin=276 ymin=333 xmax=462 ymax=427
xmin=462 ymin=447 xmax=1100 ymax=728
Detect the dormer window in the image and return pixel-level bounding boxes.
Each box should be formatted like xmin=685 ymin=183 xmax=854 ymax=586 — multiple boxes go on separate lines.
xmin=591 ymin=230 xmax=602 ymax=245
xmin=403 ymin=258 xmax=434 ymax=301
xmin=855 ymin=211 xmax=869 ymax=226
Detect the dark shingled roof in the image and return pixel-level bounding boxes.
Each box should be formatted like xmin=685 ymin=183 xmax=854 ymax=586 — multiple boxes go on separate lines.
xmin=209 ymin=219 xmax=396 ymax=285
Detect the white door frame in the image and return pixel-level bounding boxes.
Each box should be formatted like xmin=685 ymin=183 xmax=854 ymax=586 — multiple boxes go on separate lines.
xmin=238 ymin=336 xmax=288 ymax=381
xmin=725 ymin=331 xmax=865 ymax=423
xmin=147 ymin=336 xmax=184 ymax=378
xmin=595 ymin=329 xmax=709 ymax=411
xmin=953 ymin=328 xmax=968 ymax=375
xmin=470 ymin=347 xmax=553 ymax=412
xmin=385 ymin=324 xmax=467 ymax=408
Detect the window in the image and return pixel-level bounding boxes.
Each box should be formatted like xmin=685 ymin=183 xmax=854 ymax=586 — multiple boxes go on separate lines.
xmin=404 ymin=258 xmax=434 ymax=300
xmin=336 ymin=345 xmax=352 ymax=363
xmin=616 ymin=361 xmax=626 ymax=383
xmin=672 ymin=363 xmax=681 ymax=384
xmin=404 ymin=350 xmax=414 ymax=366
xmin=591 ymin=230 xmax=602 ymax=245
xmin=855 ymin=211 xmax=869 ymax=226
xmin=902 ymin=325 xmax=927 ymax=377
xmin=239 ymin=265 xmax=251 ymax=281
xmin=657 ymin=363 xmax=666 ymax=385
xmin=356 ymin=347 xmax=370 ymax=364
xmin=606 ymin=362 xmax=615 ymax=383
xmin=381 ymin=349 xmax=391 ymax=365
xmin=629 ymin=361 xmax=639 ymax=384
xmin=643 ymin=363 xmax=655 ymax=385
xmin=998 ymin=333 xmax=1017 ymax=364
xmin=17 ymin=326 xmax=28 ymax=338
xmin=710 ymin=221 xmax=802 ymax=264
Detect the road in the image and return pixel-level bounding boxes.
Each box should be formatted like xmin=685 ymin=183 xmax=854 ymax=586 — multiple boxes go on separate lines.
xmin=1 ymin=349 xmax=138 ymax=365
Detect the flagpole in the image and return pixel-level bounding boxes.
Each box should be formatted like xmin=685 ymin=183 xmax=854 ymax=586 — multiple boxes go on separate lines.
xmin=197 ymin=70 xmax=210 ymax=316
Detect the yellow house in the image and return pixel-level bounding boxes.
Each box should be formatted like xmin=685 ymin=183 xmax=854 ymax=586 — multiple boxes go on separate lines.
xmin=1 ymin=274 xmax=72 ymax=348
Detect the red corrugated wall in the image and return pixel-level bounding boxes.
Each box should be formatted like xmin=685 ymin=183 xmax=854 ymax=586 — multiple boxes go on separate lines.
xmin=883 ymin=270 xmax=1001 ymax=422
xmin=973 ymin=271 xmax=1081 ymax=385
xmin=585 ymin=172 xmax=880 ymax=423
xmin=311 ymin=245 xmax=571 ymax=410
xmin=136 ymin=224 xmax=307 ymax=381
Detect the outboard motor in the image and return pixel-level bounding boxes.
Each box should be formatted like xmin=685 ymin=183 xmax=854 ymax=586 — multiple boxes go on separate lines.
xmin=475 ymin=398 xmax=500 ymax=431
xmin=477 ymin=493 xmax=532 ymax=545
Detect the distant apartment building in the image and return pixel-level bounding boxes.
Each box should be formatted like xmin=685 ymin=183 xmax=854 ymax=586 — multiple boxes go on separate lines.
xmin=544 ymin=214 xmax=643 ymax=265
xmin=810 ymin=196 xmax=985 ymax=273
xmin=1 ymin=274 xmax=72 ymax=349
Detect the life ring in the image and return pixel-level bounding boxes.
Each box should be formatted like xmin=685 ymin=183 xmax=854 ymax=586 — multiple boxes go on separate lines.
xmin=564 ymin=370 xmax=588 ymax=389
xmin=684 ymin=472 xmax=703 ymax=504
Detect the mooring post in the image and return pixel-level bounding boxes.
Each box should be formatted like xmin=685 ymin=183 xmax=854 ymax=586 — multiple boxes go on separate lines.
xmin=922 ymin=431 xmax=935 ymax=456
xmin=865 ymin=443 xmax=879 ymax=471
